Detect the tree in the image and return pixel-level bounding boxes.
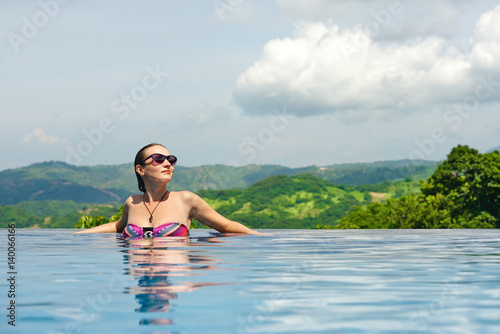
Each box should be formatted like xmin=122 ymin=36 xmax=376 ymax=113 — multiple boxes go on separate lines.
xmin=421 ymin=145 xmax=500 ymax=223
xmin=337 ymin=145 xmax=499 ymax=229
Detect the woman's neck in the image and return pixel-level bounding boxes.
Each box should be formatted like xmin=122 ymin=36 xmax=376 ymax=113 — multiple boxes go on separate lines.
xmin=143 ymin=185 xmax=168 ymax=203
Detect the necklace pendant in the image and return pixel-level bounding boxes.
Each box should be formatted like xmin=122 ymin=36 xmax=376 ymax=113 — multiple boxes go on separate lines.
xmin=143 ymin=190 xmax=168 ymax=226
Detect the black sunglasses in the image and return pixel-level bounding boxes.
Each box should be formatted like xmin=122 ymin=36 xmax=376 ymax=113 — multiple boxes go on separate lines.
xmin=142 ymin=154 xmax=177 ymax=166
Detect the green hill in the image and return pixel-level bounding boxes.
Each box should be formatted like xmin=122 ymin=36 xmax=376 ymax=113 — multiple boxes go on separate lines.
xmin=0 ymin=158 xmax=437 ymax=229
xmin=71 ymin=145 xmax=499 ymax=231
xmin=197 ymin=174 xmax=360 ymax=229
xmin=73 ymin=173 xmax=423 ymax=231
xmin=196 ymin=173 xmax=424 ymax=229
xmin=4 ymin=145 xmax=495 ymax=230
xmin=1 ymin=172 xmax=422 ymax=229
xmin=0 ymin=160 xmax=437 ymax=205
xmin=0 ymin=200 xmax=121 ymax=228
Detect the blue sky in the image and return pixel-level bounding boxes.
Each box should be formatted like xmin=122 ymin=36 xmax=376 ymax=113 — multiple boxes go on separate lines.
xmin=1 ymin=0 xmax=499 ymax=171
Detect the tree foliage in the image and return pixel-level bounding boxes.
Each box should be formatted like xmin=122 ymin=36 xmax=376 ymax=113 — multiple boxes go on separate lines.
xmin=420 ymin=145 xmax=500 ymax=220
xmin=74 ymin=205 xmax=123 ymax=229
xmin=337 ymin=145 xmax=499 ymax=229
xmin=7 ymin=145 xmax=497 ymax=230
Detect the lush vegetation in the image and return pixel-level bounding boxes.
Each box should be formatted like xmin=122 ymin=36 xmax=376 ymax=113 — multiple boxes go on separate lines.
xmin=75 ymin=205 xmax=123 ymax=229
xmin=3 ymin=146 xmax=499 ymax=230
xmin=71 ymin=173 xmax=428 ymax=230
xmin=333 ymin=145 xmax=500 ymax=229
xmin=2 ymin=173 xmax=422 ymax=229
xmin=0 ymin=200 xmax=121 ymax=228
xmin=195 ymin=174 xmax=360 ymax=229
xmin=0 ymin=160 xmax=436 ymax=205
xmin=0 ymin=158 xmax=435 ymax=229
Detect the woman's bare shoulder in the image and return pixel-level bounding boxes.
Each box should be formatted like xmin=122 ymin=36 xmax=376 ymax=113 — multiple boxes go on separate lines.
xmin=170 ymin=190 xmax=196 ymax=199
xmin=169 ymin=191 xmax=200 ymax=205
xmin=125 ymin=194 xmax=144 ymax=206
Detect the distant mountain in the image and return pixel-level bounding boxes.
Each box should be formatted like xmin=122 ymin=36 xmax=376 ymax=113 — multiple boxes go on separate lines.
xmin=0 ymin=160 xmax=438 ymax=205
xmin=487 ymin=146 xmax=500 ymax=153
xmin=2 ymin=171 xmax=425 ymax=229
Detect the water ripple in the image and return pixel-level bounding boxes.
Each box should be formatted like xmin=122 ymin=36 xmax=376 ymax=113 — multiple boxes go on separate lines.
xmin=2 ymin=228 xmax=499 ymax=333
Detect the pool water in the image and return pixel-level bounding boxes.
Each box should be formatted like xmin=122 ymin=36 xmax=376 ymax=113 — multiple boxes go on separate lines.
xmin=1 ymin=229 xmax=500 ymax=334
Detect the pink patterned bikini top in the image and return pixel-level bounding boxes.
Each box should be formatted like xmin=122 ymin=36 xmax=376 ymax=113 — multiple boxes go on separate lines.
xmin=122 ymin=222 xmax=189 ymax=238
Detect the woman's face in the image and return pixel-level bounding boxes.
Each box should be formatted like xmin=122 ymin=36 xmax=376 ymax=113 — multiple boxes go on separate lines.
xmin=137 ymin=145 xmax=175 ymax=185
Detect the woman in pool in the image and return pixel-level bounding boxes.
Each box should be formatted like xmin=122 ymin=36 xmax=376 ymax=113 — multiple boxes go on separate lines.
xmin=76 ymin=143 xmax=258 ymax=237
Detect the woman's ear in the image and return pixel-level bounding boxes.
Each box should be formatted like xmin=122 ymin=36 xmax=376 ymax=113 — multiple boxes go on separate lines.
xmin=135 ymin=164 xmax=145 ymax=176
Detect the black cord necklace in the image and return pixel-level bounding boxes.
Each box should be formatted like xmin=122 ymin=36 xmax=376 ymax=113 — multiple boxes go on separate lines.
xmin=143 ymin=190 xmax=168 ymax=224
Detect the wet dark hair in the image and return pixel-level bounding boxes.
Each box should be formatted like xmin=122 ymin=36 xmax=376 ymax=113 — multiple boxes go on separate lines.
xmin=134 ymin=143 xmax=166 ymax=193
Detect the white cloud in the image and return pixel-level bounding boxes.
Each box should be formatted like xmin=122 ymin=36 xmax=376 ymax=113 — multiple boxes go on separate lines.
xmin=22 ymin=127 xmax=68 ymax=147
xmin=233 ymin=5 xmax=500 ymax=119
xmin=471 ymin=5 xmax=500 ymax=72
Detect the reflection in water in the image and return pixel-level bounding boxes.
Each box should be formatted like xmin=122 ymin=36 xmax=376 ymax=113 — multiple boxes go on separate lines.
xmin=118 ymin=236 xmax=225 ymax=326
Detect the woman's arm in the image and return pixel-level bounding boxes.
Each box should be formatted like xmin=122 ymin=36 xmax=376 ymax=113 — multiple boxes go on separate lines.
xmin=75 ymin=199 xmax=129 ymax=234
xmin=186 ymin=192 xmax=259 ymax=234
xmin=75 ymin=220 xmax=120 ymax=233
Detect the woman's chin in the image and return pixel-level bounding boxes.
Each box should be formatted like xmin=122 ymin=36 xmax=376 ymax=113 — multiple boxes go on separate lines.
xmin=149 ymin=176 xmax=172 ymax=184
xmin=162 ymin=176 xmax=173 ymax=183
